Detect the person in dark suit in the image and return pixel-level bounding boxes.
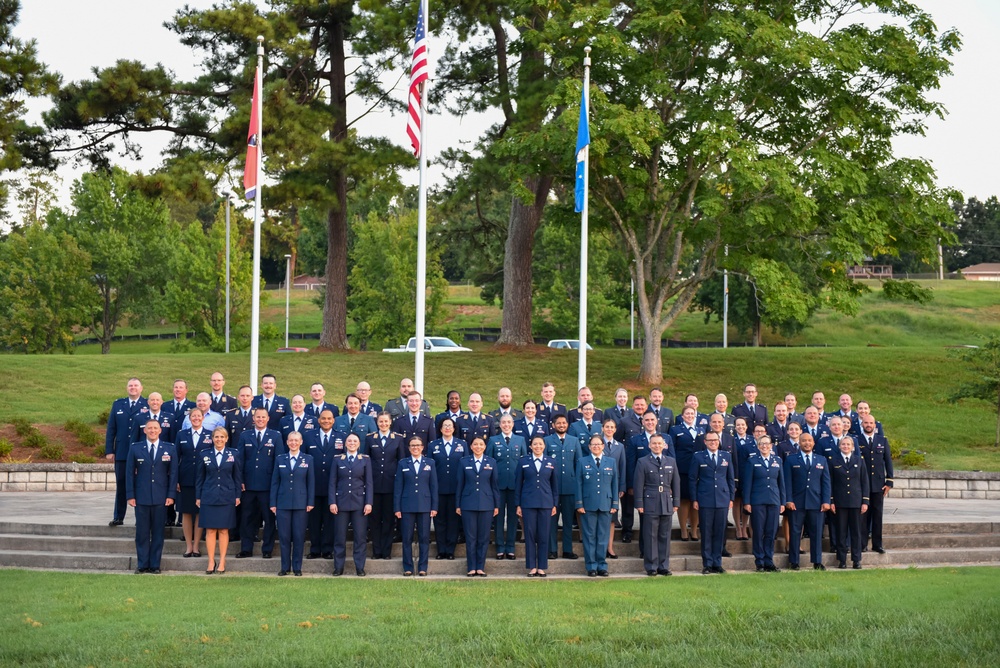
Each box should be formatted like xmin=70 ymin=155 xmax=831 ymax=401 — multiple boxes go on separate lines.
xmin=690 ymin=432 xmax=735 ymax=574
xmin=767 ymin=402 xmax=793 ymax=444
xmin=130 ymin=392 xmax=173 ymax=447
xmin=489 ymin=387 xmax=524 ymax=422
xmin=829 ymin=436 xmax=870 ymax=569
xmin=634 ymin=434 xmax=680 ymax=575
xmin=670 ymin=406 xmax=706 ymax=542
xmin=732 ymin=416 xmax=756 ymax=541
xmin=165 ymin=379 xmax=196 ymax=439
xmin=457 ymin=393 xmax=496 ymax=443
xmin=576 ymin=435 xmax=619 ymax=576
xmin=697 ymin=413 xmax=734 ymax=456
xmin=208 ymin=372 xmax=237 ymax=415
xmin=334 ymin=393 xmax=377 ymax=441
xmin=513 ymin=400 xmax=546 ymax=443
xmin=252 ymin=373 xmax=290 ymax=430
xmin=783 ymin=433 xmax=831 ymax=570
xmin=196 ymin=427 xmax=242 ymax=574
xmin=353 ymin=381 xmax=382 ymax=419
xmin=392 ymin=392 xmax=437 ymax=448
xmin=834 ymin=394 xmax=859 ymax=423
xmin=742 ymin=436 xmax=785 ymax=572
xmin=364 ymin=413 xmax=407 ymax=559
xmin=544 ymin=415 xmax=579 ymax=559
xmin=270 ymin=431 xmax=315 ymax=576
xmin=801 ymin=406 xmax=831 ymax=443
xmin=236 ymin=407 xmax=281 ymax=559
xmin=126 ymin=419 xmax=177 ymax=574
xmin=329 ymin=433 xmax=373 ymax=576
xmin=456 ymin=437 xmax=500 ymax=576
xmin=615 ymin=396 xmax=648 ymax=445
xmin=174 ymin=408 xmax=213 ymax=558
xmin=858 ymin=415 xmax=893 ymax=554
xmin=428 ymin=417 xmax=467 ymax=560
xmin=732 ymin=383 xmax=768 ymax=429
xmin=279 ymin=395 xmax=318 ymax=452
xmin=600 ymin=418 xmax=627 ymax=559
xmin=105 ymin=377 xmax=149 ymax=526
xmin=486 ymin=414 xmax=526 ymax=560
xmin=434 ymin=390 xmax=466 ymax=433
xmin=516 ymin=435 xmax=559 ymax=577
xmin=385 ymin=378 xmax=430 ymax=420
xmin=394 ymin=437 xmax=439 ymax=576
xmin=537 ymin=382 xmax=567 ymax=428
xmin=305 ymin=382 xmax=341 ymax=420
xmin=567 ymin=387 xmax=603 ymax=425
xmin=648 ymin=387 xmax=675 ymax=434
xmin=303 ymin=409 xmax=340 ymax=559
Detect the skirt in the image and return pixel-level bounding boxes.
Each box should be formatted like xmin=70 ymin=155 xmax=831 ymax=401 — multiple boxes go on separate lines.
xmin=178 ymin=486 xmax=199 ymax=515
xmin=199 ymin=503 xmax=236 ymax=530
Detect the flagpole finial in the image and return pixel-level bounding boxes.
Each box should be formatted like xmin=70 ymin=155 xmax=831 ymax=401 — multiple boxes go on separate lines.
xmin=584 ymin=46 xmax=591 ymax=55
xmin=256 ymin=35 xmax=264 ymax=57
xmin=584 ymin=45 xmax=591 ymax=67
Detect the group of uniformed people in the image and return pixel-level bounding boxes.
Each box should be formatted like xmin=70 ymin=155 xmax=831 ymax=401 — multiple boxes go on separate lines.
xmin=107 ymin=374 xmax=893 ymax=577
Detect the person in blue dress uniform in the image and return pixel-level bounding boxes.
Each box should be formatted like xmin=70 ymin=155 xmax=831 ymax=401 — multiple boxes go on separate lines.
xmin=782 ymin=433 xmax=831 ymax=570
xmin=329 ymin=433 xmax=373 ymax=576
xmin=486 ymin=414 xmax=526 ymax=560
xmin=516 ymin=435 xmax=559 ymax=577
xmin=576 ymin=435 xmax=619 ymax=576
xmin=196 ymin=427 xmax=242 ymax=574
xmin=175 ymin=407 xmax=213 ymax=558
xmin=742 ymin=436 xmax=786 ymax=572
xmin=690 ymin=432 xmax=735 ymax=574
xmin=126 ymin=419 xmax=177 ymax=574
xmin=456 ymin=437 xmax=501 ymax=576
xmin=269 ymin=431 xmax=315 ymax=576
xmin=394 ymin=437 xmax=439 ymax=576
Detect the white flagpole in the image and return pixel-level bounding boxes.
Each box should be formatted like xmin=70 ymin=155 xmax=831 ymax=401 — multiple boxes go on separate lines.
xmin=414 ymin=0 xmax=430 ymax=396
xmin=577 ymin=46 xmax=591 ymax=391
xmin=249 ymin=36 xmax=264 ymax=394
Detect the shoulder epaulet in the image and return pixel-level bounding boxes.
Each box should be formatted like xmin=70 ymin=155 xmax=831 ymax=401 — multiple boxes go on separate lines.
xmin=338 ymin=454 xmax=346 ymax=459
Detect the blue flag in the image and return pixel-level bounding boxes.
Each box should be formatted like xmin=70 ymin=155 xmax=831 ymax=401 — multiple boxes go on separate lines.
xmin=574 ymin=85 xmax=589 ymax=213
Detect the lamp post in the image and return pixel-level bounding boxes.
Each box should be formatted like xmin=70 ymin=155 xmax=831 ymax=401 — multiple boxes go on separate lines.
xmin=284 ymin=253 xmax=291 ymax=348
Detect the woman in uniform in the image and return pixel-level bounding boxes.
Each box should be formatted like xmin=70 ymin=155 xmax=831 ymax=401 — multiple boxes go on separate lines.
xmin=196 ymin=426 xmax=242 ymax=574
xmin=456 ymin=437 xmax=500 ymax=576
xmin=515 ymin=435 xmax=559 ymax=577
xmin=176 ymin=407 xmax=213 ymax=558
xmin=742 ymin=435 xmax=785 ymax=572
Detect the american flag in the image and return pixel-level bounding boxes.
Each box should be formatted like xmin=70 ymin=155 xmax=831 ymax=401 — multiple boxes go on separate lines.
xmin=407 ymin=0 xmax=429 ymax=157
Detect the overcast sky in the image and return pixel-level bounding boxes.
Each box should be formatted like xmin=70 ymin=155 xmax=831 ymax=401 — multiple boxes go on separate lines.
xmin=14 ymin=0 xmax=1000 ymax=210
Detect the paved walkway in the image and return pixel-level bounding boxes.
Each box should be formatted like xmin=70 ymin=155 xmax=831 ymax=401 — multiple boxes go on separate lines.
xmin=2 ymin=491 xmax=999 ymax=527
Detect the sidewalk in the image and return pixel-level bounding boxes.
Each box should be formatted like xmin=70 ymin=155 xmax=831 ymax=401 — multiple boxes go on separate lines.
xmin=2 ymin=491 xmax=999 ymax=527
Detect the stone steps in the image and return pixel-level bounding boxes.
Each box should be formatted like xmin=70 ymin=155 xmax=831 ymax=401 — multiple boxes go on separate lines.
xmin=1 ymin=520 xmax=999 ymax=576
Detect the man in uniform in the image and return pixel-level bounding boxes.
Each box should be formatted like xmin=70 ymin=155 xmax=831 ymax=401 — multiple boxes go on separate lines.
xmin=236 ymin=407 xmax=280 ymax=559
xmin=385 ymin=378 xmax=429 ymax=419
xmin=732 ymin=383 xmax=768 ymax=429
xmin=126 ymin=419 xmax=177 ymax=573
xmin=209 ymin=372 xmax=237 ymax=415
xmin=690 ymin=431 xmax=735 ymax=574
xmin=486 ymin=414 xmax=526 ymax=560
xmin=634 ymin=434 xmax=680 ymax=575
xmin=567 ymin=387 xmax=603 ymax=424
xmin=829 ymin=436 xmax=870 ymax=569
xmin=334 ymin=393 xmax=377 ymax=441
xmin=182 ymin=392 xmax=225 ymax=432
xmin=130 ymin=392 xmax=172 ymax=445
xmin=489 ymin=387 xmax=523 ymax=422
xmin=226 ymin=386 xmax=256 ymax=448
xmin=802 ymin=405 xmax=830 ymax=443
xmin=252 ymin=374 xmax=290 ymax=430
xmin=166 ymin=379 xmax=196 ymax=432
xmin=105 ymin=377 xmax=148 ymax=526
xmin=354 ymin=381 xmax=382 ymax=418
xmin=709 ymin=394 xmax=736 ymax=434
xmin=767 ymin=402 xmax=792 ymax=443
xmin=783 ymin=433 xmax=830 ymax=570
xmin=537 ymin=382 xmax=567 ymax=428
xmin=457 ymin=392 xmax=495 ymax=443
xmin=858 ymin=414 xmax=893 ymax=554
xmin=544 ymin=415 xmax=579 ymax=559
xmin=575 ymin=437 xmax=618 ymax=576
xmin=305 ymin=382 xmax=340 ymax=420
xmin=279 ymin=394 xmax=317 ymax=451
xmin=304 ymin=409 xmax=341 ymax=559
xmin=648 ymin=387 xmax=675 ymax=433
xmin=392 ymin=391 xmax=436 ymax=446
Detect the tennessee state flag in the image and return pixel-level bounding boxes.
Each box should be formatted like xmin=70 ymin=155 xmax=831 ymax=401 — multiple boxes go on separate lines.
xmin=243 ymin=66 xmax=261 ymax=200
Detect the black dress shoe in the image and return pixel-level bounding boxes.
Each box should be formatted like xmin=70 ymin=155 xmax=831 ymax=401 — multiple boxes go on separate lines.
xmin=721 ymin=550 xmax=732 ymax=558
xmin=838 ymin=562 xmax=847 ymax=569
xmin=714 ymin=567 xmax=726 ymax=574
xmin=109 ymin=519 xmax=124 ymax=527
xmin=192 ymin=552 xmax=201 ymax=558
xmin=149 ymin=568 xmax=161 ymax=574
xmin=587 ymin=570 xmax=597 ymax=577
xmin=789 ymin=563 xmax=800 ymax=571
xmin=537 ymin=572 xmax=547 ymax=577
xmin=435 ymin=554 xmax=446 ymax=560
xmin=597 ymin=570 xmax=609 ymax=577
xmin=294 ymin=571 xmax=302 ymax=576
xmin=403 ymin=571 xmax=413 ymax=577
xmin=657 ymin=568 xmax=672 ymax=576
xmin=332 ymin=568 xmax=343 ymax=576
xmin=769 ymin=565 xmax=781 ymax=573
xmin=702 ymin=568 xmax=713 ymax=575
xmin=278 ymin=570 xmax=288 ymax=576
xmin=467 ymin=572 xmax=476 ymax=577
xmin=606 ymin=552 xmax=618 ymax=560
xmin=646 ymin=570 xmax=657 ymax=576
xmin=814 ymin=563 xmax=826 ymax=571
xmin=853 ymin=562 xmax=862 ymax=570
xmin=306 ymin=553 xmax=321 ymax=560
xmin=446 ymin=554 xmax=455 ymax=560
xmin=548 ymin=552 xmax=558 ymax=559
xmin=134 ymin=568 xmax=146 ymax=574
xmin=621 ymin=534 xmax=632 ymax=543
xmin=562 ymin=552 xmax=578 ymax=559
xmin=236 ymin=551 xmax=252 ymax=558
xmin=357 ymin=569 xmax=366 ymax=577
xmin=184 ymin=552 xmax=193 ymax=558
xmin=506 ymin=553 xmax=516 ymax=560
xmin=322 ymin=552 xmax=334 ymax=559
xmin=496 ymin=554 xmax=505 ymax=560
xmin=262 ymin=552 xmax=272 ymax=559
xmin=756 ymin=566 xmax=765 ymax=572
xmin=874 ymin=547 xmax=886 ymax=554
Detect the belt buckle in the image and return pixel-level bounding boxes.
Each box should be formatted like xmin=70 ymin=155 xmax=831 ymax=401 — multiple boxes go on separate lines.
xmin=658 ymin=485 xmax=664 ymax=492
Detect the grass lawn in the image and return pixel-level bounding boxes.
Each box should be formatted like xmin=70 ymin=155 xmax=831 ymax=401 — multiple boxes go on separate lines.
xmin=1 ymin=568 xmax=997 ymax=666
xmin=1 ymin=346 xmax=998 ymax=470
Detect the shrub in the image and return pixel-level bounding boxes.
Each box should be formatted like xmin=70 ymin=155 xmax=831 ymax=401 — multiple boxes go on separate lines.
xmin=889 ymin=439 xmax=905 ymax=460
xmin=881 ymin=279 xmax=933 ymax=304
xmin=93 ymin=444 xmax=106 ymax=459
xmin=70 ymin=455 xmax=97 ymax=464
xmin=39 ymin=443 xmax=64 ymax=460
xmin=10 ymin=418 xmax=34 ymax=437
xmin=0 ymin=438 xmax=12 ymax=457
xmin=97 ymin=409 xmax=110 ymax=425
xmin=22 ymin=431 xmax=48 ymax=449
xmin=64 ymin=419 xmax=91 ymax=434
xmin=900 ymin=450 xmax=926 ymax=467
xmin=78 ymin=430 xmax=102 ymax=448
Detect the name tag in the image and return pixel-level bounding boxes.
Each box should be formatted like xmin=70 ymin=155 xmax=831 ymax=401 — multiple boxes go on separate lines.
xmin=521 ymin=464 xmax=529 ymax=468
xmin=279 ymin=465 xmax=287 ymax=468
xmin=465 ymin=466 xmax=473 ymax=470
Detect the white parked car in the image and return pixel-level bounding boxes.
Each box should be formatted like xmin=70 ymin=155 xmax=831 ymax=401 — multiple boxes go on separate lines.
xmin=382 ymin=337 xmax=472 ymax=353
xmin=547 ymin=339 xmax=594 ymax=350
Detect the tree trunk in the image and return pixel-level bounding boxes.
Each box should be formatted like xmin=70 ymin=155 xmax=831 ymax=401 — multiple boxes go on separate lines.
xmin=318 ymin=10 xmax=350 ymax=350
xmin=497 ymin=175 xmax=551 ymax=346
xmin=751 ymin=316 xmax=762 ymax=347
xmin=638 ymin=315 xmax=664 ymax=384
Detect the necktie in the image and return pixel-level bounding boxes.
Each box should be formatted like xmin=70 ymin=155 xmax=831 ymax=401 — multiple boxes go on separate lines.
xmin=586 ymin=423 xmax=592 ymax=433
xmin=535 ymin=458 xmax=541 ymax=472
xmin=349 ymin=455 xmax=355 ymax=463
xmin=243 ymin=410 xmax=248 ymax=419
xmin=147 ymin=442 xmax=153 ymax=455
xmin=867 ymin=437 xmax=873 ymax=447
xmin=176 ymin=402 xmax=181 ymax=414
xmin=294 ymin=417 xmax=301 ymax=430
xmin=606 ymin=440 xmax=611 ymax=450
xmin=595 ymin=457 xmax=601 ymax=468
xmin=505 ymin=436 xmax=510 ymax=446
xmin=806 ymin=454 xmax=812 ymax=468
xmin=150 ymin=443 xmax=157 ymax=459
xmin=323 ymin=434 xmax=329 ymax=449
xmin=265 ymin=398 xmax=271 ymax=411
xmin=655 ymin=456 xmax=661 ymax=466
xmin=256 ymin=431 xmax=263 ymax=447
xmin=411 ymin=415 xmax=416 ymax=426
xmin=476 ymin=459 xmax=481 ymax=472
xmin=350 ymin=416 xmax=355 ymax=429
xmin=711 ymin=453 xmax=717 ymax=465
xmin=130 ymin=400 xmax=135 ymax=410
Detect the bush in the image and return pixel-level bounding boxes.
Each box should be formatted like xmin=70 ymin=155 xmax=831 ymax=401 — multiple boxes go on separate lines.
xmin=64 ymin=419 xmax=91 ymax=434
xmin=889 ymin=439 xmax=904 ymax=460
xmin=78 ymin=430 xmax=102 ymax=448
xmin=900 ymin=450 xmax=926 ymax=467
xmin=97 ymin=409 xmax=110 ymax=425
xmin=0 ymin=438 xmax=12 ymax=457
xmin=93 ymin=444 xmax=106 ymax=459
xmin=70 ymin=455 xmax=97 ymax=464
xmin=881 ymin=279 xmax=933 ymax=304
xmin=65 ymin=419 xmax=102 ymax=447
xmin=10 ymin=418 xmax=34 ymax=437
xmin=22 ymin=430 xmax=48 ymax=449
xmin=39 ymin=443 xmax=64 ymax=460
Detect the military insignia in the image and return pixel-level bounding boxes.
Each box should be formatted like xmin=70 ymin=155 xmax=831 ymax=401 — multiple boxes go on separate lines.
xmin=227 ymin=455 xmax=235 ymax=463
xmin=161 ymin=454 xmax=171 ymax=461
xmin=299 ymin=462 xmax=308 ymax=468
xmin=722 ymin=460 xmax=729 ymax=467
xmin=423 ymin=465 xmax=431 ymax=471
xmin=203 ymin=456 xmax=211 ymax=463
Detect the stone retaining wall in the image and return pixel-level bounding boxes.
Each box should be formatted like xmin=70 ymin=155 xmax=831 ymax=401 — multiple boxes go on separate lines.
xmin=2 ymin=464 xmax=1000 ymax=497
xmin=0 ymin=463 xmax=115 ymax=492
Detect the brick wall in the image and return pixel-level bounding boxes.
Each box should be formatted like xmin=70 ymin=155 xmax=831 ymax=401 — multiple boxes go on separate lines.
xmin=892 ymin=470 xmax=1000 ymax=500
xmin=0 ymin=463 xmax=116 ymax=492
